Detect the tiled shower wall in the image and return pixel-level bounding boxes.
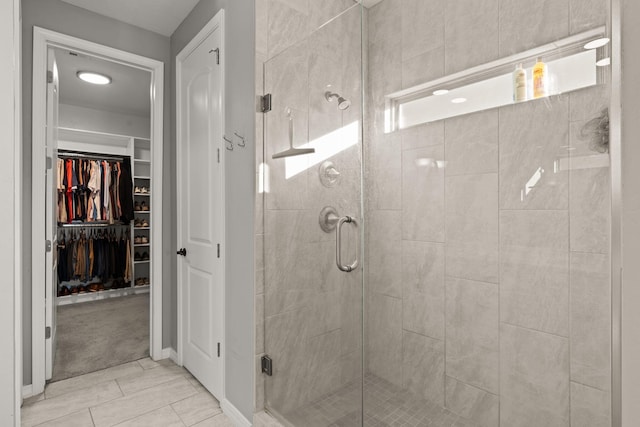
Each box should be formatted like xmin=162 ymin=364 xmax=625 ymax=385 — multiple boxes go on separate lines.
xmin=366 ymin=1 xmax=611 ymax=426
xmin=255 ymin=0 xmax=364 ymax=418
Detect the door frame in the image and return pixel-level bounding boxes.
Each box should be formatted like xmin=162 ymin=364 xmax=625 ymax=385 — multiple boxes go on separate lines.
xmin=175 ymin=10 xmax=226 ymax=395
xmin=30 ymin=27 xmax=164 ymax=395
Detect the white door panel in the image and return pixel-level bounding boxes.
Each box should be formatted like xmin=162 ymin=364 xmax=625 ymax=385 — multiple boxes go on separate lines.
xmin=179 ymin=17 xmax=224 ymax=400
xmin=45 ymin=48 xmax=59 ymax=380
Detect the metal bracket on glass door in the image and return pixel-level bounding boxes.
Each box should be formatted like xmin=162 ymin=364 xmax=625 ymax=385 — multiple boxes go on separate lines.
xmin=319 ymin=206 xmax=359 ymax=273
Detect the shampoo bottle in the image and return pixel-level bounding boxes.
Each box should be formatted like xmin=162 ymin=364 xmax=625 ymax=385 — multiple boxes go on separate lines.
xmin=513 ymin=63 xmax=527 ymax=102
xmin=532 ymin=57 xmax=548 ymax=99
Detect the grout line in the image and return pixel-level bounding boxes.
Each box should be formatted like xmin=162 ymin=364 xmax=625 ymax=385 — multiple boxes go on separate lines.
xmin=499 ymin=320 xmax=569 ymax=340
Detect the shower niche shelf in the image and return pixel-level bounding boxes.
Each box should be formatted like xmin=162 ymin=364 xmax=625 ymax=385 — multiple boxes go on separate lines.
xmin=385 ymin=26 xmax=609 ymax=132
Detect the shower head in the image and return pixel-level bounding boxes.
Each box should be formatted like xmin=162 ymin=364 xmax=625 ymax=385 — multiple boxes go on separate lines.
xmin=325 ymin=91 xmax=351 ymax=110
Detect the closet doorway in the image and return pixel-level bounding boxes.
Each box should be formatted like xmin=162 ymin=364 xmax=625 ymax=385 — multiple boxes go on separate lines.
xmin=30 ymin=27 xmax=164 ymax=395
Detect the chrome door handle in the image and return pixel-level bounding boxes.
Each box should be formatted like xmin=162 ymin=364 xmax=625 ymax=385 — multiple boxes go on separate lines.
xmin=336 ymin=216 xmax=358 ymax=273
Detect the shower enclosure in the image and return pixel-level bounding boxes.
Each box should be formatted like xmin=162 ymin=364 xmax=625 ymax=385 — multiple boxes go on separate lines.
xmin=256 ymin=1 xmax=612 ymax=426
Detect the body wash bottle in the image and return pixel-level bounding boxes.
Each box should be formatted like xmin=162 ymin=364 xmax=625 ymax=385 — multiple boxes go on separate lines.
xmin=513 ymin=63 xmax=527 ymax=102
xmin=533 ymin=57 xmax=548 ymax=98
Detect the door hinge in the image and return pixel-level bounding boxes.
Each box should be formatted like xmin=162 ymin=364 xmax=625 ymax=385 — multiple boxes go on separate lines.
xmin=47 ymin=70 xmax=53 ymax=84
xmin=217 ymin=148 xmax=220 ymax=163
xmin=45 ymin=326 xmax=51 ymax=339
xmin=261 ymin=355 xmax=273 ymax=376
xmin=46 ymin=156 xmax=53 ymax=170
xmin=217 ymin=342 xmax=221 ymax=358
xmin=45 ymin=240 xmax=52 ymax=253
xmin=261 ymin=94 xmax=272 ymax=113
xmin=210 ymin=48 xmax=220 ymax=65
xmin=217 ymin=243 xmax=220 ymax=258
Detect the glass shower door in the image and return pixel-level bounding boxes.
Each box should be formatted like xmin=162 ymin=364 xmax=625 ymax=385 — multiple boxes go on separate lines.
xmin=261 ymin=4 xmax=364 ymax=426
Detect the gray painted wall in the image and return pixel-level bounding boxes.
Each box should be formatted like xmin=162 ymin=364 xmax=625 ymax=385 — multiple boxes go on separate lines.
xmin=171 ymin=0 xmax=256 ymax=420
xmin=1 ymin=0 xmax=20 ymax=424
xmin=21 ymin=0 xmax=172 ymax=385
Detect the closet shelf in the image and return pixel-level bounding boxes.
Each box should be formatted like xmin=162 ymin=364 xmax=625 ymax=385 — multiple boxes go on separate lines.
xmin=134 ymin=211 xmax=151 ymax=214
xmin=134 ymin=227 xmax=151 ymax=230
xmin=134 ymin=159 xmax=151 ymax=164
xmin=134 ymin=243 xmax=150 ymax=247
xmin=134 ymin=193 xmax=151 ymax=197
xmin=57 ymin=285 xmax=149 ymax=306
xmin=59 ymin=221 xmax=128 ymax=228
xmin=134 ymin=176 xmax=151 ymax=180
xmin=134 ymin=260 xmax=150 ymax=264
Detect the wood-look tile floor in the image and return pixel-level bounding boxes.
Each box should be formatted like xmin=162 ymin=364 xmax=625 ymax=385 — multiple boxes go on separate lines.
xmin=21 ymin=358 xmax=235 ymax=427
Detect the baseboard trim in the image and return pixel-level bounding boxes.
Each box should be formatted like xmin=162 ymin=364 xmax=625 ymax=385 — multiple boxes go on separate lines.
xmin=22 ymin=384 xmax=34 ymax=399
xmin=161 ymin=347 xmax=171 ymax=359
xmin=161 ymin=347 xmax=180 ymax=365
xmin=221 ymin=399 xmax=252 ymax=427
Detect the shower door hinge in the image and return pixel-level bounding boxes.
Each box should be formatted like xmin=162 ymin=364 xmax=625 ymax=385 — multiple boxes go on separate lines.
xmin=217 ymin=342 xmax=221 ymax=357
xmin=261 ymin=94 xmax=272 ymax=113
xmin=261 ymin=355 xmax=273 ymax=376
xmin=217 ymin=243 xmax=220 ymax=258
xmin=45 ymin=240 xmax=52 ymax=252
xmin=47 ymin=70 xmax=53 ymax=84
xmin=45 ymin=326 xmax=51 ymax=339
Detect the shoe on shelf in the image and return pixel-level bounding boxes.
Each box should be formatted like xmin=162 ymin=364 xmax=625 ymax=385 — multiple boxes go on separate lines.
xmin=140 ymin=187 xmax=149 ymax=194
xmin=134 ymin=186 xmax=142 ymax=194
xmin=141 ymin=236 xmax=149 ymax=244
xmin=134 ymin=219 xmax=143 ymax=228
xmin=141 ymin=252 xmax=149 ymax=261
xmin=142 ymin=219 xmax=149 ymax=227
xmin=77 ymin=285 xmax=87 ymax=294
xmin=141 ymin=201 xmax=149 ymax=211
xmin=134 ymin=236 xmax=142 ymax=244
xmin=70 ymin=286 xmax=78 ymax=295
xmin=134 ymin=201 xmax=141 ymax=211
xmin=134 ymin=252 xmax=141 ymax=261
xmin=144 ymin=277 xmax=150 ymax=285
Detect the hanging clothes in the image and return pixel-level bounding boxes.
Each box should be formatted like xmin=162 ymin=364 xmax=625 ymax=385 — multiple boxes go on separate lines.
xmin=56 ymin=228 xmax=132 ymax=286
xmin=118 ymin=158 xmax=135 ymax=222
xmin=56 ymin=155 xmax=134 ymax=225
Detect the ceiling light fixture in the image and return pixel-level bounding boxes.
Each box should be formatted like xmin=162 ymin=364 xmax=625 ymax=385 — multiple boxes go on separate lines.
xmin=584 ymin=38 xmax=610 ymax=50
xmin=77 ymin=71 xmax=112 ymax=85
xmin=433 ymin=89 xmax=449 ymax=96
xmin=451 ymin=97 xmax=467 ymax=104
xmin=596 ymin=57 xmax=611 ymax=67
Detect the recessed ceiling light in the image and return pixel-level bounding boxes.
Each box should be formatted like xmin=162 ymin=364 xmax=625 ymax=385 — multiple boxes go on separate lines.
xmin=584 ymin=38 xmax=610 ymax=50
xmin=77 ymin=71 xmax=111 ymax=85
xmin=596 ymin=57 xmax=611 ymax=67
xmin=451 ymin=97 xmax=467 ymax=104
xmin=433 ymin=89 xmax=449 ymax=96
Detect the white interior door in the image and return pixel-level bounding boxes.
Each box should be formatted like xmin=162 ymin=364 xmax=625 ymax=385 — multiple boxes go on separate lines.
xmin=178 ymin=19 xmax=224 ymax=399
xmin=45 ymin=48 xmax=59 ymax=380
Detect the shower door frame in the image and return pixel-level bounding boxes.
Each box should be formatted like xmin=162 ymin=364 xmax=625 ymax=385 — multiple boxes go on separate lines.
xmin=610 ymin=0 xmax=622 ymax=426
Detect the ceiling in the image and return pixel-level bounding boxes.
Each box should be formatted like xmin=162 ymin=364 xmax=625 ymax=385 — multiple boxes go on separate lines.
xmin=59 ymin=0 xmax=201 ymax=36
xmin=54 ymin=47 xmax=151 ymax=117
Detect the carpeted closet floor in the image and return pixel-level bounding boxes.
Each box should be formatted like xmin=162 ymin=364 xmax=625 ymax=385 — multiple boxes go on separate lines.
xmin=51 ymin=293 xmax=149 ymax=382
